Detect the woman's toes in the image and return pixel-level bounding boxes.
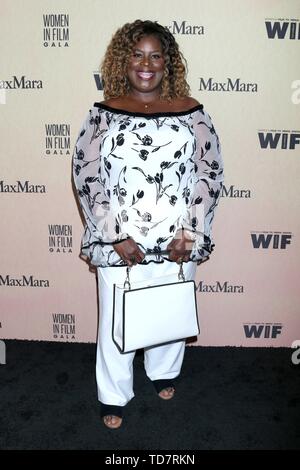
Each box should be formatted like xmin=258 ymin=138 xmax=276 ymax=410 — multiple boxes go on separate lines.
xmin=103 ymin=415 xmax=122 ymax=429
xmin=158 ymin=387 xmax=175 ymax=400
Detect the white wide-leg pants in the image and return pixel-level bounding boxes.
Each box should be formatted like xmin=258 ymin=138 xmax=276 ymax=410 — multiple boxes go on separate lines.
xmin=96 ymin=260 xmax=197 ymax=406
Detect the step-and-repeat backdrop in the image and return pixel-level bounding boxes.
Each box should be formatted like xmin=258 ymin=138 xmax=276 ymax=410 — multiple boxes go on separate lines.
xmin=0 ymin=0 xmax=299 ymax=347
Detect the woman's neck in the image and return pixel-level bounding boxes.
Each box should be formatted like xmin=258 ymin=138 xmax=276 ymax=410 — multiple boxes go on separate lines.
xmin=127 ymin=90 xmax=162 ymax=107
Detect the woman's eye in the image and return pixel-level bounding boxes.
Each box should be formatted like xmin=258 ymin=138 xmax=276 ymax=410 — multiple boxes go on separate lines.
xmin=132 ymin=52 xmax=162 ymax=60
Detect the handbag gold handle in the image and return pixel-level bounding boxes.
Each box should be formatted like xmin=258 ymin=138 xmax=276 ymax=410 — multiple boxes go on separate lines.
xmin=123 ymin=261 xmax=185 ymax=290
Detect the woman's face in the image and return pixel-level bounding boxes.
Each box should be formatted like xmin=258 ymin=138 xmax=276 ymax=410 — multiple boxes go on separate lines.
xmin=127 ymin=35 xmax=165 ymax=94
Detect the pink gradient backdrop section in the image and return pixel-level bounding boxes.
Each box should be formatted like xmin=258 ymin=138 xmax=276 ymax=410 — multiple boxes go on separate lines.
xmin=0 ymin=0 xmax=299 ymax=347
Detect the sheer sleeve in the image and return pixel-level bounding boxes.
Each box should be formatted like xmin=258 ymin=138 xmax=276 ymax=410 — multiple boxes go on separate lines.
xmin=72 ymin=106 xmax=130 ymax=263
xmin=181 ymin=107 xmax=224 ymax=263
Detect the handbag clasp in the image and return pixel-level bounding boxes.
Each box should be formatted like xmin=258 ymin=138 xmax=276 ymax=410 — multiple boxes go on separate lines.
xmin=124 ymin=266 xmax=131 ymax=290
xmin=178 ymin=261 xmax=185 ymax=282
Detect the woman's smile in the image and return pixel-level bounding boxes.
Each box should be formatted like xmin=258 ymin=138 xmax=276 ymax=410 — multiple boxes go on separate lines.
xmin=127 ymin=35 xmax=165 ymax=94
xmin=136 ymin=71 xmax=155 ymax=81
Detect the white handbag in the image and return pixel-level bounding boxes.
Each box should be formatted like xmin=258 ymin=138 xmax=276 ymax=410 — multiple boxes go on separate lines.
xmin=112 ymin=262 xmax=200 ymax=353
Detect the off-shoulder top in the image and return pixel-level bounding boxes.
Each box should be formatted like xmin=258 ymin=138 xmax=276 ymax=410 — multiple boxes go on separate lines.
xmin=72 ymin=102 xmax=224 ymax=267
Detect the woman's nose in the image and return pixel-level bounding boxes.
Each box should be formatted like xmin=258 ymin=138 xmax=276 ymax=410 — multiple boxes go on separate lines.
xmin=140 ymin=56 xmax=149 ymax=66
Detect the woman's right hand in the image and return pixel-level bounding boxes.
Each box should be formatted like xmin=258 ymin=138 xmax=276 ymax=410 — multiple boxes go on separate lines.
xmin=113 ymin=238 xmax=145 ymax=266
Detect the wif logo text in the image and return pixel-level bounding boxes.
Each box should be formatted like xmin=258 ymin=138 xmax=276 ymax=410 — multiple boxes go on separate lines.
xmin=251 ymin=232 xmax=292 ymax=249
xmin=94 ymin=73 xmax=104 ymax=91
xmin=244 ymin=323 xmax=283 ymax=339
xmin=265 ymin=19 xmax=300 ymax=40
xmin=258 ymin=130 xmax=300 ymax=149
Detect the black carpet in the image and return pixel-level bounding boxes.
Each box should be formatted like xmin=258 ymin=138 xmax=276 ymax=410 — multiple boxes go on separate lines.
xmin=0 ymin=340 xmax=299 ymax=450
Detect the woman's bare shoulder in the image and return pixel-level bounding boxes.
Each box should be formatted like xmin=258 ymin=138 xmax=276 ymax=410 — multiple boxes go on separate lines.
xmin=96 ymin=96 xmax=202 ymax=114
xmin=170 ymin=96 xmax=201 ymax=112
xmin=181 ymin=96 xmax=201 ymax=108
xmin=98 ymin=98 xmax=124 ymax=107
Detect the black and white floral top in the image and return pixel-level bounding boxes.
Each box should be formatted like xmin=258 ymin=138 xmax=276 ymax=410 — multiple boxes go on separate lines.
xmin=72 ymin=103 xmax=224 ymax=267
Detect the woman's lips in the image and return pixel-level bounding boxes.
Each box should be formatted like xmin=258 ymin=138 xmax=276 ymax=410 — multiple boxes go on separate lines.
xmin=136 ymin=72 xmax=155 ymax=80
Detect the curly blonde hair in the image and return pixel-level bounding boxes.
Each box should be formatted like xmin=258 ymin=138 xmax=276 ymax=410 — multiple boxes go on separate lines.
xmin=100 ymin=20 xmax=190 ymax=100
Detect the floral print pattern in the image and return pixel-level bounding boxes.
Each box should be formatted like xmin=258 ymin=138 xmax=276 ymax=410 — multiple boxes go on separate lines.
xmin=72 ymin=103 xmax=224 ymax=267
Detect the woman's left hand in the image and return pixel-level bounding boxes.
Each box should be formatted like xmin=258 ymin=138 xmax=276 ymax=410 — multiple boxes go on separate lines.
xmin=166 ymin=230 xmax=194 ymax=263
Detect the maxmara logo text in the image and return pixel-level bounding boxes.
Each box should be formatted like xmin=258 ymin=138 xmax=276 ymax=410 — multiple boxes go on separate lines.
xmin=166 ymin=21 xmax=204 ymax=35
xmin=265 ymin=18 xmax=300 ymax=39
xmin=199 ymin=78 xmax=257 ymax=92
xmin=43 ymin=14 xmax=69 ymax=47
xmin=196 ymin=281 xmax=244 ymax=293
xmin=258 ymin=130 xmax=300 ymax=149
xmin=221 ymin=184 xmax=251 ymax=198
xmin=0 ymin=76 xmax=42 ymax=89
xmin=0 ymin=181 xmax=46 ymax=193
xmin=0 ymin=275 xmax=49 ymax=287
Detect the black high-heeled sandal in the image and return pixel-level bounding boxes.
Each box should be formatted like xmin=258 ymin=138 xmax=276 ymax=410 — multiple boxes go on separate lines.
xmin=100 ymin=403 xmax=124 ymax=429
xmin=152 ymin=379 xmax=176 ymax=399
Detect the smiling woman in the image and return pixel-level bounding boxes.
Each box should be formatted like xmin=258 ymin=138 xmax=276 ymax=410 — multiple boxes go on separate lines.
xmin=72 ymin=19 xmax=224 ymax=429
xmin=100 ymin=19 xmax=191 ymax=111
xmin=126 ymin=35 xmax=165 ymax=104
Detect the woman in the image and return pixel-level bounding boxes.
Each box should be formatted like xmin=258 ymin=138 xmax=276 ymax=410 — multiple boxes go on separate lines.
xmin=72 ymin=19 xmax=224 ymax=429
